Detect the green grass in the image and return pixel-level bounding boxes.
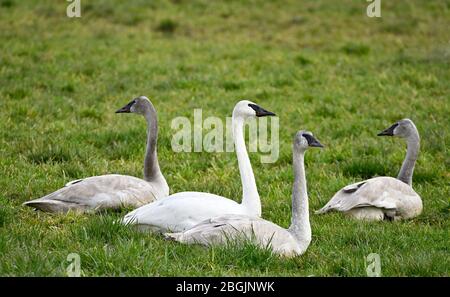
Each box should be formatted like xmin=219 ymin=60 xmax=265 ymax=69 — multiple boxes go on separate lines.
xmin=0 ymin=0 xmax=449 ymax=276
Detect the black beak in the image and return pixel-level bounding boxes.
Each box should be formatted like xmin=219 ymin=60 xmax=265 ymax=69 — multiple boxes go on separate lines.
xmin=115 ymin=100 xmax=135 ymax=113
xmin=377 ymin=123 xmax=398 ymax=136
xmin=248 ymin=103 xmax=276 ymax=117
xmin=304 ymin=134 xmax=324 ymax=148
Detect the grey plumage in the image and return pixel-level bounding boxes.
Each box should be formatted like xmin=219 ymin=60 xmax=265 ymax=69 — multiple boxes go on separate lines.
xmin=316 ymin=119 xmax=423 ymax=221
xmin=165 ymin=131 xmax=322 ymax=257
xmin=23 ymin=96 xmax=169 ymax=213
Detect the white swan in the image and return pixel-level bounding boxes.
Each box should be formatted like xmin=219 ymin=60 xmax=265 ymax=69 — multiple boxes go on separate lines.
xmin=122 ymin=100 xmax=275 ymax=232
xmin=165 ymin=131 xmax=323 ymax=258
xmin=23 ymin=96 xmax=169 ymax=213
xmin=316 ymin=118 xmax=422 ymax=221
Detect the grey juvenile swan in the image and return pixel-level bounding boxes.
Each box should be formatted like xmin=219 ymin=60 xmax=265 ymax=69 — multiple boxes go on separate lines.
xmin=316 ymin=119 xmax=422 ymax=221
xmin=23 ymin=96 xmax=169 ymax=213
xmin=165 ymin=131 xmax=323 ymax=258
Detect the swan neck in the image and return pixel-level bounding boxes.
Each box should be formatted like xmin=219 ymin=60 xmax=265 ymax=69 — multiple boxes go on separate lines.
xmin=143 ymin=103 xmax=163 ymax=183
xmin=233 ymin=115 xmax=261 ymax=216
xmin=288 ymin=150 xmax=311 ymax=248
xmin=397 ymin=130 xmax=420 ymax=186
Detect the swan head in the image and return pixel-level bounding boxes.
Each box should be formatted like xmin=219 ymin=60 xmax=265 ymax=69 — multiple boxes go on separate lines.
xmin=232 ymin=100 xmax=276 ymax=119
xmin=294 ymin=130 xmax=324 ymax=151
xmin=115 ymin=96 xmax=151 ymax=115
xmin=378 ymin=118 xmax=418 ymax=138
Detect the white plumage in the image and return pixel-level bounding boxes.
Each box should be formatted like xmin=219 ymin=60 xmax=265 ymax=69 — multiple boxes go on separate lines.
xmin=124 ymin=192 xmax=250 ymax=232
xmin=122 ymin=100 xmax=276 ymax=232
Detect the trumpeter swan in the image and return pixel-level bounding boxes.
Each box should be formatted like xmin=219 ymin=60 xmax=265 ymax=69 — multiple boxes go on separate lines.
xmin=122 ymin=100 xmax=275 ymax=232
xmin=165 ymin=131 xmax=323 ymax=258
xmin=23 ymin=96 xmax=169 ymax=213
xmin=316 ymin=119 xmax=422 ymax=221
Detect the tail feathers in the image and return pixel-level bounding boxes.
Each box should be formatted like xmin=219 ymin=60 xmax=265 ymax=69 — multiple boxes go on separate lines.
xmin=23 ymin=199 xmax=84 ymax=213
xmin=23 ymin=199 xmax=66 ymax=213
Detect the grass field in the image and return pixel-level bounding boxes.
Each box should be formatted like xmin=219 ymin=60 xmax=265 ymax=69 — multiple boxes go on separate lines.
xmin=0 ymin=0 xmax=449 ymax=276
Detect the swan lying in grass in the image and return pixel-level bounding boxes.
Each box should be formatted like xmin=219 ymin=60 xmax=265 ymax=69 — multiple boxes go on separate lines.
xmin=316 ymin=119 xmax=422 ymax=221
xmin=23 ymin=96 xmax=169 ymax=213
xmin=122 ymin=100 xmax=275 ymax=232
xmin=165 ymin=131 xmax=323 ymax=258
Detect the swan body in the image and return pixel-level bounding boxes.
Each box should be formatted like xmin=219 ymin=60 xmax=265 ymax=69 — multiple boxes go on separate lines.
xmin=166 ymin=214 xmax=304 ymax=257
xmin=316 ymin=119 xmax=423 ymax=221
xmin=123 ymin=100 xmax=275 ymax=232
xmin=23 ymin=96 xmax=169 ymax=213
xmin=124 ymin=192 xmax=249 ymax=232
xmin=166 ymin=131 xmax=323 ymax=257
xmin=315 ymin=176 xmax=422 ymax=220
xmin=23 ymin=174 xmax=165 ymax=213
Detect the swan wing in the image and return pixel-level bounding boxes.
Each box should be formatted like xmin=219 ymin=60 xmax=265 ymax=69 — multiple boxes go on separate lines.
xmin=342 ymin=181 xmax=367 ymax=193
xmin=166 ymin=214 xmax=301 ymax=256
xmin=165 ymin=214 xmax=268 ymax=244
xmin=315 ymin=176 xmax=413 ymax=214
xmin=23 ymin=174 xmax=161 ymax=213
